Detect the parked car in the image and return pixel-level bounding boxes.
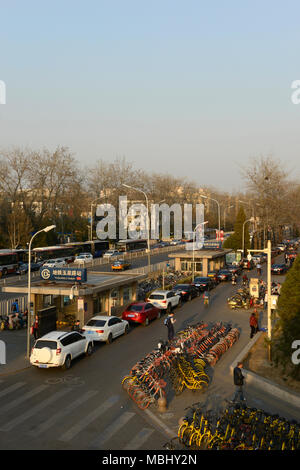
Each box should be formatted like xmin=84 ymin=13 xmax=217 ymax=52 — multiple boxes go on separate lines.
xmin=172 ymin=284 xmax=199 ymax=301
xmin=217 ymin=269 xmax=232 ymax=281
xmin=74 ymin=253 xmax=93 ymax=264
xmin=43 ymin=258 xmax=67 ymax=268
xmin=111 ymin=260 xmax=131 ymax=271
xmin=82 ymin=315 xmax=129 ymax=344
xmin=146 ymin=290 xmax=181 ymax=312
xmin=30 ymin=331 xmax=93 ymax=369
xmin=271 ymin=264 xmax=288 ymax=274
xmin=103 ymin=250 xmax=122 ymax=258
xmin=17 ymin=261 xmax=44 ymax=274
xmin=207 ymin=271 xmax=221 ymax=285
xmin=191 ymin=277 xmax=215 ymax=291
xmin=122 ymin=302 xmax=161 ymax=326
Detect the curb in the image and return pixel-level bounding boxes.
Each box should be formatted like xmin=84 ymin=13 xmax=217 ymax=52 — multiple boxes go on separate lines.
xmin=230 ymin=332 xmax=300 ymax=410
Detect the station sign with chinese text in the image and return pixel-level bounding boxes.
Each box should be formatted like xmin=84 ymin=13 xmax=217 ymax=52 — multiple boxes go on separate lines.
xmin=40 ymin=267 xmax=87 ymax=283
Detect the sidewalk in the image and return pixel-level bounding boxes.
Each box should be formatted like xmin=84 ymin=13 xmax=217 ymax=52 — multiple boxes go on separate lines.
xmin=0 ymin=329 xmax=31 ymax=376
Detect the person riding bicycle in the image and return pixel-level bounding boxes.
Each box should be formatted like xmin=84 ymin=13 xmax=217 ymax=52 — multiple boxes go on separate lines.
xmin=242 ymin=274 xmax=248 ymax=286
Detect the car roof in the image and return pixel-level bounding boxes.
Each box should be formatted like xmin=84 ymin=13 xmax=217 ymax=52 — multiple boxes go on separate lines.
xmin=36 ymin=331 xmax=72 ymax=341
xmin=88 ymin=315 xmax=118 ymax=320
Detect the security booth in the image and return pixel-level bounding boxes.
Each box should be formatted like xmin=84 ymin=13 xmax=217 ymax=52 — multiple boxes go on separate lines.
xmin=2 ymin=267 xmax=147 ymax=333
xmin=168 ymin=245 xmax=233 ymax=276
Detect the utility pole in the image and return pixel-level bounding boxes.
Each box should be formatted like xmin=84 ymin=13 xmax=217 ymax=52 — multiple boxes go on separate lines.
xmin=247 ymin=239 xmax=272 ymax=361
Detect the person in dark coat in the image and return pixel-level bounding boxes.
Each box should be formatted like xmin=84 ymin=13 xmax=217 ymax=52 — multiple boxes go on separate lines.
xmin=165 ymin=312 xmax=176 ymax=341
xmin=232 ymin=362 xmax=246 ymax=402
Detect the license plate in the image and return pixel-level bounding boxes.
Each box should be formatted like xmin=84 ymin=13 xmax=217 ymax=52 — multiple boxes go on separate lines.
xmin=86 ymin=331 xmax=94 ymax=334
xmin=38 ymin=364 xmax=48 ymax=368
xmin=127 ymin=314 xmax=135 ymax=318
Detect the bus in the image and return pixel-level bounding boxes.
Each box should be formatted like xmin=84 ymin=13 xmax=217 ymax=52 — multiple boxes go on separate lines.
xmin=0 ymin=249 xmax=27 ymax=276
xmin=31 ymin=245 xmax=76 ymax=263
xmin=115 ymin=239 xmax=148 ymax=253
xmin=65 ymin=240 xmax=110 ymax=258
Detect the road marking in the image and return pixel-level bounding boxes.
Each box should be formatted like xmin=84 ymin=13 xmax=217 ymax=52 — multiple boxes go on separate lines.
xmin=0 ymin=387 xmax=70 ymax=432
xmin=123 ymin=427 xmax=154 ymax=450
xmin=144 ymin=408 xmax=176 ymax=439
xmin=89 ymin=411 xmax=135 ymax=449
xmin=0 ymin=384 xmax=48 ymax=413
xmin=0 ymin=382 xmax=26 ymax=399
xmin=59 ymin=394 xmax=119 ymax=442
xmin=28 ymin=390 xmax=98 ymax=436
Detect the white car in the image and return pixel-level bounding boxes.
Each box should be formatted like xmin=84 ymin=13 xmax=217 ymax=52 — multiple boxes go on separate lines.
xmin=30 ymin=331 xmax=93 ymax=369
xmin=43 ymin=258 xmax=67 ymax=268
xmin=82 ymin=315 xmax=129 ymax=344
xmin=103 ymin=250 xmax=122 ymax=258
xmin=146 ymin=290 xmax=181 ymax=312
xmin=74 ymin=253 xmax=93 ymax=264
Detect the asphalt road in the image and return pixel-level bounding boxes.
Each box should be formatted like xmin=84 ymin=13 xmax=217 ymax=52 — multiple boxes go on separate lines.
xmin=0 ymin=252 xmax=298 ymax=451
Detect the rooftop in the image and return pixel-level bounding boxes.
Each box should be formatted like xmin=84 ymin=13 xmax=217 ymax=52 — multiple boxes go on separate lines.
xmin=1 ymin=271 xmax=146 ymax=296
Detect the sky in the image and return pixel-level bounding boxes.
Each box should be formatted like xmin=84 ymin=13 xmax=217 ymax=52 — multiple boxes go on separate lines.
xmin=1 ymin=0 xmax=300 ymax=191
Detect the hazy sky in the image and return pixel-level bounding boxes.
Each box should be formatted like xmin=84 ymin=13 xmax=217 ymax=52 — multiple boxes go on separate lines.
xmin=1 ymin=0 xmax=300 ymax=191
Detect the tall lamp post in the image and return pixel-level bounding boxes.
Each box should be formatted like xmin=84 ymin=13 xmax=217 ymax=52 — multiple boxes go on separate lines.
xmin=200 ymin=195 xmax=221 ymax=239
xmin=27 ymin=224 xmax=56 ymax=359
xmin=242 ymin=218 xmax=253 ymax=256
xmin=122 ymin=184 xmax=151 ymax=273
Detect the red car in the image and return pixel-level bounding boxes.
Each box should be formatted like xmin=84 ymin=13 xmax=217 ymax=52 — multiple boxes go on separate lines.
xmin=122 ymin=302 xmax=161 ymax=326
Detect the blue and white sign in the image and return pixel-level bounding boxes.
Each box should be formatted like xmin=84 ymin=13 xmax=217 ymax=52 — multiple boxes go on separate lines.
xmin=203 ymin=241 xmax=222 ymax=249
xmin=40 ymin=266 xmax=87 ymax=283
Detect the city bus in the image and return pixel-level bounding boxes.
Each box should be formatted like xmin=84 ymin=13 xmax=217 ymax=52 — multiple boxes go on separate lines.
xmin=31 ymin=245 xmax=76 ymax=263
xmin=0 ymin=249 xmax=27 ymax=276
xmin=115 ymin=239 xmax=148 ymax=253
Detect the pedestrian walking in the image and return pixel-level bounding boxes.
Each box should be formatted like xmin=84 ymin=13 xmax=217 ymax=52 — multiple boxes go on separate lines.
xmin=249 ymin=312 xmax=258 ymax=338
xmin=164 ymin=312 xmax=176 ymax=341
xmin=31 ymin=315 xmax=39 ymax=340
xmin=232 ymin=362 xmax=246 ymax=403
xmin=11 ymin=299 xmax=19 ymax=314
xmin=264 ymin=292 xmax=268 ymax=310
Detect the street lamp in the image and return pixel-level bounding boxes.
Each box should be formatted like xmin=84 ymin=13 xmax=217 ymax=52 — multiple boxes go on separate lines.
xmin=242 ymin=218 xmax=253 ymax=256
xmin=27 ymin=224 xmax=56 ymax=359
xmin=122 ymin=184 xmax=151 ymax=273
xmin=200 ymin=195 xmax=221 ymax=239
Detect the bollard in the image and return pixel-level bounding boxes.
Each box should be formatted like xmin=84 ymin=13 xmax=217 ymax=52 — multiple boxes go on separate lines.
xmin=157 ymin=396 xmax=168 ymax=413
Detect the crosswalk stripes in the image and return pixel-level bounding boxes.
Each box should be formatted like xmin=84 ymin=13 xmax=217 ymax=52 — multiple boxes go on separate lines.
xmin=0 ymin=382 xmax=25 ymax=399
xmin=88 ymin=411 xmax=135 ymax=449
xmin=0 ymin=387 xmax=70 ymax=432
xmin=58 ymin=394 xmax=120 ymax=442
xmin=123 ymin=428 xmax=154 ymax=450
xmin=28 ymin=389 xmax=99 ymax=436
xmin=0 ymin=380 xmax=156 ymax=449
xmin=0 ymin=384 xmax=48 ymax=413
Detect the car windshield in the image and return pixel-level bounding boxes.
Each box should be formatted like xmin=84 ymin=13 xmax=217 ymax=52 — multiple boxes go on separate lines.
xmin=149 ymin=294 xmax=164 ymax=299
xmin=86 ymin=319 xmax=107 ymax=327
xmin=34 ymin=340 xmax=57 ymax=350
xmin=128 ymin=305 xmax=143 ymax=312
xmin=174 ymin=285 xmax=189 ymax=289
xmin=194 ymin=278 xmax=209 ymax=282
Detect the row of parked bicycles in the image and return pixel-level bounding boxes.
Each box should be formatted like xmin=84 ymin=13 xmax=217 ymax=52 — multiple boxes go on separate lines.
xmin=165 ymin=401 xmax=300 ymax=450
xmin=121 ymin=321 xmax=240 ymax=410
